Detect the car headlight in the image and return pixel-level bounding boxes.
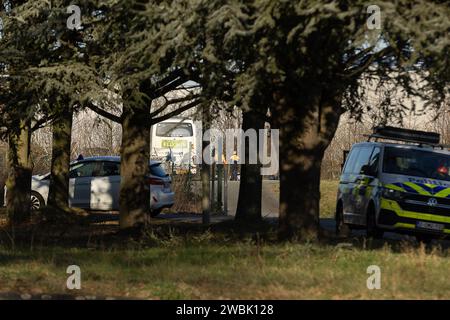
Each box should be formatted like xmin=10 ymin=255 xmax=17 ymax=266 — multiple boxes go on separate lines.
xmin=381 ymin=188 xmax=404 ymax=201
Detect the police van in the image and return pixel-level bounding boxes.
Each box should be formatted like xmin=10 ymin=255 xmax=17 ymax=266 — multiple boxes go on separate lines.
xmin=336 ymin=126 xmax=450 ymax=242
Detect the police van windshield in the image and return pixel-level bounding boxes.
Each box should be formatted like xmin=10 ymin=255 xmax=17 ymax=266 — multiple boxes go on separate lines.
xmin=383 ymin=146 xmax=450 ymax=182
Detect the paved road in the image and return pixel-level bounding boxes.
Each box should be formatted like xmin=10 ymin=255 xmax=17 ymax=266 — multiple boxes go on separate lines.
xmin=225 ymin=180 xmax=279 ymax=217
xmin=189 ymin=180 xmax=279 ymax=217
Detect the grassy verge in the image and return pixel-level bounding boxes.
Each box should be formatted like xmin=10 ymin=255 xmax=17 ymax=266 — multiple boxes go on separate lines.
xmin=0 ymin=236 xmax=449 ymax=299
xmin=1 ymin=180 xmax=448 ymax=299
xmin=264 ymin=179 xmax=339 ymax=218
xmin=320 ymin=180 xmax=339 ymax=218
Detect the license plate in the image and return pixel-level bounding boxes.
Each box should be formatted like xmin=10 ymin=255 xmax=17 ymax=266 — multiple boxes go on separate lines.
xmin=416 ymin=221 xmax=444 ymax=232
xmin=161 ymin=140 xmax=187 ymax=148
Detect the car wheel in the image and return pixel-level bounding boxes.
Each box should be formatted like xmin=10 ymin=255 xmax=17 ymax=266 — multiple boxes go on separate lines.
xmin=30 ymin=191 xmax=45 ymax=211
xmin=366 ymin=205 xmax=383 ymax=239
xmin=150 ymin=209 xmax=162 ymax=218
xmin=335 ymin=204 xmax=350 ymax=237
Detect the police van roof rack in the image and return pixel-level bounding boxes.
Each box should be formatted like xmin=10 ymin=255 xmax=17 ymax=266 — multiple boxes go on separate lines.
xmin=366 ymin=126 xmax=450 ymax=150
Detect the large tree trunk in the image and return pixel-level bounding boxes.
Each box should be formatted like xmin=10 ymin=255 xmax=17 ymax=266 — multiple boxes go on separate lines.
xmin=235 ymin=110 xmax=265 ymax=223
xmin=216 ymin=163 xmax=223 ymax=212
xmin=211 ymin=161 xmax=215 ymax=212
xmin=202 ymin=104 xmax=211 ymax=224
xmin=275 ymin=93 xmax=342 ymax=241
xmin=6 ymin=119 xmax=32 ymax=225
xmin=119 ymin=102 xmax=151 ymax=229
xmin=48 ymin=108 xmax=73 ymax=213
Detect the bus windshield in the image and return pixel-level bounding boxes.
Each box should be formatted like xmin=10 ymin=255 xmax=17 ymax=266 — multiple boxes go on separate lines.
xmin=383 ymin=146 xmax=450 ymax=182
xmin=156 ymin=122 xmax=193 ymax=137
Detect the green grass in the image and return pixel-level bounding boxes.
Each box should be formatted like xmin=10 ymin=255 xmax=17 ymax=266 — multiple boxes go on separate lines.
xmin=267 ymin=179 xmax=339 ymax=218
xmin=0 ymin=240 xmax=449 ymax=299
xmin=320 ymin=180 xmax=339 ymax=219
xmin=1 ymin=179 xmax=448 ymax=300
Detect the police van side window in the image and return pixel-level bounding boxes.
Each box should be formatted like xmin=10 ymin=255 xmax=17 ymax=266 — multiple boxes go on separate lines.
xmin=353 ymin=146 xmax=373 ymax=174
xmin=343 ymin=147 xmax=360 ymax=174
xmin=368 ymin=147 xmax=381 ymax=175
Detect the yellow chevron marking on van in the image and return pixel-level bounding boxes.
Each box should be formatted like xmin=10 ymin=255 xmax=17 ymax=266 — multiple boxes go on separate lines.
xmin=384 ymin=184 xmax=405 ymax=192
xmin=381 ymin=199 xmax=450 ymax=224
xmin=384 ymin=183 xmax=450 ymax=198
xmin=403 ymin=182 xmax=431 ymax=196
xmin=434 ymin=188 xmax=450 ymax=198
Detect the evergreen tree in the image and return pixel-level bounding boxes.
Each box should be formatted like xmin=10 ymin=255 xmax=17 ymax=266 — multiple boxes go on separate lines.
xmin=0 ymin=1 xmax=103 ymax=222
xmin=169 ymin=0 xmax=449 ymax=240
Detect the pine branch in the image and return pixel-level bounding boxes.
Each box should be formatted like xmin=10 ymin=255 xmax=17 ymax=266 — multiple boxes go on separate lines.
xmin=150 ymin=93 xmax=200 ymax=118
xmin=85 ymin=101 xmax=122 ymax=123
xmin=151 ymin=98 xmax=202 ymax=124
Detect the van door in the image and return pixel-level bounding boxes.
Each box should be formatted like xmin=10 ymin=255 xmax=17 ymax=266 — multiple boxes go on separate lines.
xmin=355 ymin=147 xmax=381 ymax=217
xmin=349 ymin=146 xmax=375 ymax=224
xmin=340 ymin=146 xmax=361 ymax=220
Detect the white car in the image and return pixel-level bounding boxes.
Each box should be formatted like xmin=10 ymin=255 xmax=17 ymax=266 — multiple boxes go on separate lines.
xmin=4 ymin=156 xmax=174 ymax=217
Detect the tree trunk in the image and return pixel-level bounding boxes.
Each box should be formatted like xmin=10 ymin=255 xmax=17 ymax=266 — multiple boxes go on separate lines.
xmin=235 ymin=110 xmax=265 ymax=223
xmin=217 ymin=163 xmax=223 ymax=212
xmin=48 ymin=108 xmax=73 ymax=213
xmin=211 ymin=161 xmax=216 ymax=212
xmin=6 ymin=119 xmax=32 ymax=225
xmin=119 ymin=102 xmax=151 ymax=229
xmin=202 ymin=104 xmax=211 ymax=224
xmin=223 ymin=163 xmax=228 ymax=215
xmin=275 ymin=93 xmax=342 ymax=241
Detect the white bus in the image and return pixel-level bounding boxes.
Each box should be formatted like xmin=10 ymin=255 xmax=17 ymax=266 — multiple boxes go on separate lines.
xmin=151 ymin=118 xmax=197 ymax=171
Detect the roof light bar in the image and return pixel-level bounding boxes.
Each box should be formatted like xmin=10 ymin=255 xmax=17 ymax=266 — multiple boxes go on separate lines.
xmin=369 ymin=126 xmax=441 ymax=145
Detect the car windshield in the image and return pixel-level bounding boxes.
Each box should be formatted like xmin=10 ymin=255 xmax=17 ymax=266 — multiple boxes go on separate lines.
xmin=383 ymin=146 xmax=450 ymax=181
xmin=156 ymin=122 xmax=193 ymax=137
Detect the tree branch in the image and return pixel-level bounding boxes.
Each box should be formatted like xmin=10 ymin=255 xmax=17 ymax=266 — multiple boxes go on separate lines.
xmin=151 ymin=99 xmax=202 ymax=124
xmin=31 ymin=114 xmax=58 ymax=132
xmin=150 ymin=94 xmax=200 ymax=118
xmin=85 ymin=101 xmax=122 ymax=123
xmin=151 ymin=76 xmax=190 ymax=99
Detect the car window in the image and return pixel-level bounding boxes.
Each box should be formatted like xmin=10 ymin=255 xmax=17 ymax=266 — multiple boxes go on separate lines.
xmin=100 ymin=161 xmax=120 ymax=176
xmin=343 ymin=147 xmax=360 ymax=174
xmin=368 ymin=147 xmax=381 ymax=176
xmin=353 ymin=146 xmax=373 ymax=174
xmin=150 ymin=163 xmax=168 ymax=177
xmin=69 ymin=162 xmax=97 ymax=178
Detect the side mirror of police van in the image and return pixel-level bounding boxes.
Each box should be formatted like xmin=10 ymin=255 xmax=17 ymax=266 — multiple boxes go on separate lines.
xmin=360 ymin=165 xmax=375 ymax=177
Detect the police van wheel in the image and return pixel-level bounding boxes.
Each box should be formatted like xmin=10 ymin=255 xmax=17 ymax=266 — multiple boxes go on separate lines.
xmin=336 ymin=205 xmax=350 ymax=237
xmin=366 ymin=206 xmax=383 ymax=239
